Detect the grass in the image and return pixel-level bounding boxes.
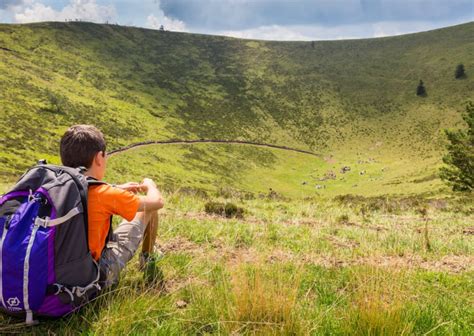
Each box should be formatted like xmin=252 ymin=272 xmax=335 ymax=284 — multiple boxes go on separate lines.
xmin=0 ymin=21 xmax=473 ymax=182
xmin=103 ymin=142 xmax=451 ymax=197
xmin=344 ymin=267 xmax=414 ymax=336
xmin=0 ymin=21 xmax=473 ymax=335
xmin=0 ymin=192 xmax=472 ymax=335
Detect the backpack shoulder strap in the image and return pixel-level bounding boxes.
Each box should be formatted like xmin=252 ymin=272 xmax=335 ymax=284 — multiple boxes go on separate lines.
xmin=86 ymin=177 xmax=108 ymax=186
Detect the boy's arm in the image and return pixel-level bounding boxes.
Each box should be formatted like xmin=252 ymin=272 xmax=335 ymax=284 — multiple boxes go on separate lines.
xmin=115 ymin=182 xmax=142 ymax=193
xmin=137 ymin=178 xmax=164 ymax=211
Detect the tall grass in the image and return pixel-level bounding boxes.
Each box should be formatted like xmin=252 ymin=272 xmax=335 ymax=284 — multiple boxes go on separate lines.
xmin=225 ymin=264 xmax=306 ymax=335
xmin=344 ymin=267 xmax=414 ymax=336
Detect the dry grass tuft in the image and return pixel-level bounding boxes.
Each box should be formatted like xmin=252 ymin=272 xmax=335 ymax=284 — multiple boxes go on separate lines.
xmin=345 ymin=266 xmax=414 ymax=336
xmin=225 ymin=264 xmax=306 ymax=335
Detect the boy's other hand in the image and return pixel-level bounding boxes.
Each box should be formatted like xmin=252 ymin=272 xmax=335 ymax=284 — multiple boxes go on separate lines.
xmin=137 ymin=178 xmax=164 ymax=212
xmin=116 ymin=182 xmax=144 ymax=193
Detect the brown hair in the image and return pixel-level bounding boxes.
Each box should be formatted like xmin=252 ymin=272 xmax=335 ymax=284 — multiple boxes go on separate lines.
xmin=60 ymin=125 xmax=106 ymax=168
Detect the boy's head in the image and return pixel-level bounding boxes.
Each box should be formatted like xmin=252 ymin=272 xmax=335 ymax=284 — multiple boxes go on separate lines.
xmin=60 ymin=125 xmax=107 ymax=179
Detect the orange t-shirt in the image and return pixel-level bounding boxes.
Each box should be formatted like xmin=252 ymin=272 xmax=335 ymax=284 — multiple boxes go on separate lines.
xmin=88 ymin=184 xmax=140 ymax=260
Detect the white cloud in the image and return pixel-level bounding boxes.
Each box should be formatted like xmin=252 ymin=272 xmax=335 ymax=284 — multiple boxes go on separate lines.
xmin=146 ymin=0 xmax=186 ymax=32
xmin=217 ymin=19 xmax=468 ymax=41
xmin=13 ymin=0 xmax=117 ymax=24
xmin=146 ymin=13 xmax=186 ymax=32
xmin=220 ymin=25 xmax=312 ymax=41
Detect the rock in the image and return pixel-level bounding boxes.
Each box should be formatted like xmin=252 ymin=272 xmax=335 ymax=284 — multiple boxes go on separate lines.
xmin=320 ymin=170 xmax=337 ymax=181
xmin=340 ymin=166 xmax=351 ymax=174
xmin=176 ymin=300 xmax=188 ymax=309
xmin=463 ymin=227 xmax=474 ymax=235
xmin=359 ymin=170 xmax=366 ymax=175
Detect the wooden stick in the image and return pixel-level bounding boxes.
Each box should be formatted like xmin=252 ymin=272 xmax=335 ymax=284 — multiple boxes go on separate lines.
xmin=142 ymin=211 xmax=159 ymax=254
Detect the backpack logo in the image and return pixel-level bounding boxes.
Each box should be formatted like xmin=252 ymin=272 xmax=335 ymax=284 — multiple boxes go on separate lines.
xmin=7 ymin=297 xmax=20 ymax=307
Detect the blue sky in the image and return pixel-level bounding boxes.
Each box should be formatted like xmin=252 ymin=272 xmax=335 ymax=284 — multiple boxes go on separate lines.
xmin=0 ymin=0 xmax=472 ymax=40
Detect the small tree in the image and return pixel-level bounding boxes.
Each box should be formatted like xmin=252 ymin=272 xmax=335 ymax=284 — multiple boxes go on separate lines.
xmin=46 ymin=90 xmax=65 ymax=114
xmin=416 ymin=80 xmax=426 ymax=97
xmin=440 ymin=102 xmax=474 ymax=192
xmin=455 ymin=63 xmax=466 ymax=79
xmin=159 ymin=25 xmax=165 ymax=31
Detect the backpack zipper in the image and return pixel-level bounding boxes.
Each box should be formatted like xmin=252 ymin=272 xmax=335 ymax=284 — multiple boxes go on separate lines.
xmin=0 ymin=215 xmax=12 ymax=309
xmin=24 ymin=221 xmax=40 ymax=325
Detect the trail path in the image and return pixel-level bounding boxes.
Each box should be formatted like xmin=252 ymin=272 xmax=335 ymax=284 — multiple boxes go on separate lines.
xmin=108 ymin=139 xmax=321 ymax=157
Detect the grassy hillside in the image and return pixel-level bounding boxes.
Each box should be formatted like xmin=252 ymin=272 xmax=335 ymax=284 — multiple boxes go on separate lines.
xmin=1 ymin=192 xmax=472 ymax=334
xmin=0 ymin=21 xmax=473 ymax=190
xmin=0 ymin=22 xmax=473 ymax=335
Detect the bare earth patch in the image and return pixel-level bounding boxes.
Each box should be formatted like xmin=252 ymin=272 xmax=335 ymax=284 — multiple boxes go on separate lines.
xmin=157 ymin=235 xmax=473 ymax=274
xmin=158 ymin=211 xmax=473 ymax=274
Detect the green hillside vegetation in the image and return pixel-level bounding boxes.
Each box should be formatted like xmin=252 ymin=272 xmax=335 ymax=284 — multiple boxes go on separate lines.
xmin=1 ymin=191 xmax=472 ymax=334
xmin=0 ymin=22 xmax=473 ymax=335
xmin=0 ymin=21 xmax=473 ymax=198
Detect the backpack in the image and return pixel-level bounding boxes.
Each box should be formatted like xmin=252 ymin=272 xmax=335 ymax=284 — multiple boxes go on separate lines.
xmin=0 ymin=162 xmax=110 ymax=325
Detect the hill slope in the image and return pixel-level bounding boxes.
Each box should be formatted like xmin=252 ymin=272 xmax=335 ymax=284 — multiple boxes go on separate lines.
xmin=0 ymin=22 xmax=473 ymax=192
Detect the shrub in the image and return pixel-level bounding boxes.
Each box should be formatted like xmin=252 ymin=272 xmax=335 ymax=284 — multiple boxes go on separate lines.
xmin=336 ymin=214 xmax=350 ymax=224
xmin=43 ymin=89 xmax=67 ymax=114
xmin=224 ymin=202 xmax=243 ymax=218
xmin=204 ymin=201 xmax=244 ymax=218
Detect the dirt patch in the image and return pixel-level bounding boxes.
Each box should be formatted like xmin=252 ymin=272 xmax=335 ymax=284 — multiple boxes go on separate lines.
xmin=339 ymin=221 xmax=387 ymax=232
xmin=225 ymin=247 xmax=473 ymax=273
xmin=327 ymin=236 xmax=360 ymax=249
xmin=299 ymin=253 xmax=473 ymax=273
xmin=176 ymin=211 xmax=268 ymax=226
xmin=165 ymin=276 xmax=209 ymax=293
xmin=324 ymin=155 xmax=336 ymax=164
xmin=357 ymin=255 xmax=473 ymax=273
xmin=463 ymin=227 xmax=474 ymax=235
xmin=158 ymin=234 xmax=472 ymax=274
xmin=158 ymin=237 xmax=201 ymax=254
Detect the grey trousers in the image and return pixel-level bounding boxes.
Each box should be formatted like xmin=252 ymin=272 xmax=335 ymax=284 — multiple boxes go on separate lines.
xmin=98 ymin=217 xmax=146 ymax=288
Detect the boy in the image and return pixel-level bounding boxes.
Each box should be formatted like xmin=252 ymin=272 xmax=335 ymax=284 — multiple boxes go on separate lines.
xmin=59 ymin=124 xmax=164 ymax=287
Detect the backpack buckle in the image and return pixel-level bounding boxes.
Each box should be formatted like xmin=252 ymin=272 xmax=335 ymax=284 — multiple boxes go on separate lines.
xmin=77 ymin=166 xmax=87 ymax=174
xmin=34 ymin=216 xmax=49 ymax=228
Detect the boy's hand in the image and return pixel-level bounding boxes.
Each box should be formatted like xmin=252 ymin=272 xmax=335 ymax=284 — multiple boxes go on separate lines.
xmin=137 ymin=178 xmax=164 ymax=212
xmin=141 ymin=178 xmax=157 ymax=191
xmin=116 ymin=182 xmax=145 ymax=193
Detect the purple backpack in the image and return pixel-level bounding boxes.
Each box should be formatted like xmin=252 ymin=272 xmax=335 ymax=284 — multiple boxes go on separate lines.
xmin=0 ymin=163 xmax=106 ymax=325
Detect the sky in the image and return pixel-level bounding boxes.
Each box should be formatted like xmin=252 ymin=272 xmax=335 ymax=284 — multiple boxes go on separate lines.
xmin=0 ymin=0 xmax=472 ymax=41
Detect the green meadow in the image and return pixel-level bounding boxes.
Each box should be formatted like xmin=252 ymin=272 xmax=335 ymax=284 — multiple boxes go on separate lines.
xmin=106 ymin=143 xmax=447 ymax=198
xmin=1 ymin=191 xmax=472 ymax=335
xmin=0 ymin=21 xmax=473 ymax=335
